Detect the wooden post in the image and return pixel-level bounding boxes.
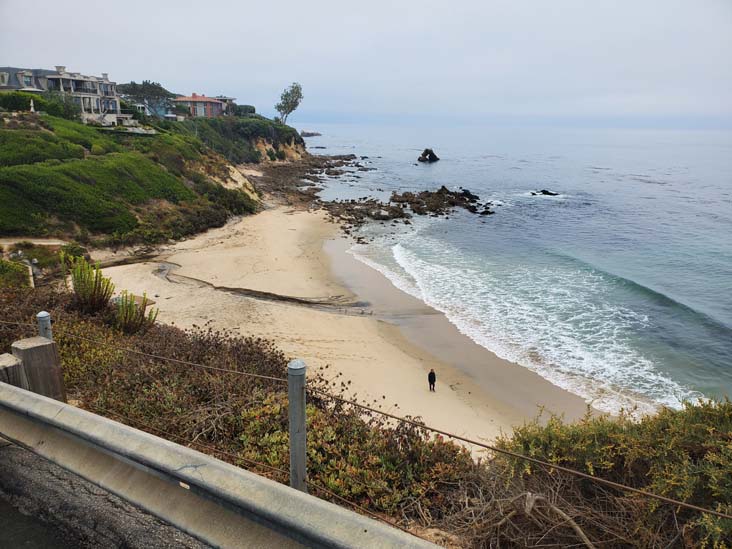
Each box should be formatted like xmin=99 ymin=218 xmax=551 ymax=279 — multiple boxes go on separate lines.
xmin=0 ymin=353 xmax=29 ymax=390
xmin=11 ymin=337 xmax=66 ymax=402
xmin=37 ymin=311 xmax=52 ymax=340
xmin=288 ymin=359 xmax=307 ymax=493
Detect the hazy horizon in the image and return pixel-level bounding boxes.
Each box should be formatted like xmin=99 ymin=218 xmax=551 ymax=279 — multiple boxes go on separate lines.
xmin=1 ymin=0 xmax=731 ymax=129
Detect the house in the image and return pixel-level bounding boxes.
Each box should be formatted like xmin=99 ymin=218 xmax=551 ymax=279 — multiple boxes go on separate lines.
xmin=0 ymin=65 xmax=132 ymax=126
xmin=173 ymin=93 xmax=224 ymax=118
xmin=214 ymin=95 xmax=237 ymax=115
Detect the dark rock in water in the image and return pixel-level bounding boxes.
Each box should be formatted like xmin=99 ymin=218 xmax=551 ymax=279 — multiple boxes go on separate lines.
xmin=310 ymin=146 xmax=327 ymax=149
xmin=301 ymin=131 xmax=322 ymax=137
xmin=417 ymin=148 xmax=440 ymax=163
xmin=360 ymin=156 xmax=369 ymax=160
xmin=479 ymin=208 xmax=494 ymax=215
xmin=461 ymin=189 xmax=480 ymax=202
xmin=531 ymin=189 xmax=559 ymax=196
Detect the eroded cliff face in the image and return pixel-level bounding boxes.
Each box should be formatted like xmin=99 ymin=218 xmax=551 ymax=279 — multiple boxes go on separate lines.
xmin=207 ymin=164 xmax=259 ymax=202
xmin=252 ymin=137 xmax=307 ymax=162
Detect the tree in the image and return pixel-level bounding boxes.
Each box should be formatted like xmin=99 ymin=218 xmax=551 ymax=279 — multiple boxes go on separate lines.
xmin=274 ymin=82 xmax=303 ymax=125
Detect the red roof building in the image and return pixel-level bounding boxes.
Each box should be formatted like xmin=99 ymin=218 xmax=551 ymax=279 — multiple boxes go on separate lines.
xmin=173 ymin=93 xmax=224 ymax=118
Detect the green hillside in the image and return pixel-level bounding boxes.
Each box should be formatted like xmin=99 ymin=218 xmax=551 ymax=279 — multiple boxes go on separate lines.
xmin=0 ymin=112 xmax=258 ymax=245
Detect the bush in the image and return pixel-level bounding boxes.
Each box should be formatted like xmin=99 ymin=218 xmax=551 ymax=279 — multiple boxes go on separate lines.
xmin=495 ymin=404 xmax=732 ymax=547
xmin=0 ymin=91 xmax=80 ymax=121
xmin=9 ymin=242 xmax=61 ymax=269
xmin=266 ymin=148 xmax=277 ymax=161
xmin=174 ymin=116 xmax=301 ymax=164
xmin=113 ymin=291 xmax=158 ymax=334
xmin=234 ymin=104 xmax=256 ymax=116
xmin=63 ymin=255 xmax=114 ymax=313
xmin=0 ymin=259 xmax=29 ymax=288
xmin=0 ymin=129 xmax=85 ymax=165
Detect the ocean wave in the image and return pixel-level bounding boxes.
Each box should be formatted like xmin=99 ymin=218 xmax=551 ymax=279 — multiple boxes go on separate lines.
xmin=353 ymin=238 xmax=703 ymax=415
xmin=546 ymin=251 xmax=732 ymax=333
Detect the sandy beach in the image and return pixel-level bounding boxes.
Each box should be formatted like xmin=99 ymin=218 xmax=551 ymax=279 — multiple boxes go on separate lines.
xmin=99 ymin=206 xmax=589 ymax=450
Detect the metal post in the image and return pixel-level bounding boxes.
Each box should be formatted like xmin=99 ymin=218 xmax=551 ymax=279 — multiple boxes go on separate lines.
xmin=37 ymin=311 xmax=52 ymax=340
xmin=287 ymin=359 xmax=307 ymax=493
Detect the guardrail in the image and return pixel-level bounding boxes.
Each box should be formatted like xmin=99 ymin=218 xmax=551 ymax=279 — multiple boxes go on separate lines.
xmin=0 ymin=381 xmax=435 ymax=548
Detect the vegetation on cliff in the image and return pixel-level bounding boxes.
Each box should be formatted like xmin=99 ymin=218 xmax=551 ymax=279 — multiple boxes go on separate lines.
xmin=162 ymin=115 xmax=304 ymax=164
xmin=1 ymin=284 xmax=729 ymax=548
xmin=0 ymin=113 xmax=257 ymax=244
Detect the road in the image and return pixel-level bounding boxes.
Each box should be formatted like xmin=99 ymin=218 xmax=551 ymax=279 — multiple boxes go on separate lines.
xmin=0 ymin=439 xmax=210 ymax=549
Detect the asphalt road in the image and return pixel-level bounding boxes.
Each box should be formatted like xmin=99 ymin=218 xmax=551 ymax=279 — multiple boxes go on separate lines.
xmin=0 ymin=439 xmax=210 ymax=549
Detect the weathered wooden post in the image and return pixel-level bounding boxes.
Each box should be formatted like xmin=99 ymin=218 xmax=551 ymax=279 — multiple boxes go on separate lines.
xmin=11 ymin=337 xmax=66 ymax=402
xmin=287 ymin=359 xmax=307 ymax=493
xmin=37 ymin=311 xmax=52 ymax=340
xmin=0 ymin=353 xmax=29 ymax=390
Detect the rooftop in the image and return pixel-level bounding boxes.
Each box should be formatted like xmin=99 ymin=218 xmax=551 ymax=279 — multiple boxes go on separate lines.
xmin=173 ymin=93 xmax=223 ymax=103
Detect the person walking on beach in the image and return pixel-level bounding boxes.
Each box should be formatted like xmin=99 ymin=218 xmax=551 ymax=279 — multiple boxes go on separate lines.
xmin=428 ymin=369 xmax=436 ymax=392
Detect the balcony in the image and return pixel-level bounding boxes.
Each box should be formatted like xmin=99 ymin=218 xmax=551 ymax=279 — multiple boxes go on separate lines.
xmin=73 ymin=87 xmax=99 ymax=95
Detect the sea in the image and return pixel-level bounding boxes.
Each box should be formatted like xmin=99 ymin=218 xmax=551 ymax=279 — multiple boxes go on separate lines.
xmin=303 ymin=123 xmax=732 ymax=414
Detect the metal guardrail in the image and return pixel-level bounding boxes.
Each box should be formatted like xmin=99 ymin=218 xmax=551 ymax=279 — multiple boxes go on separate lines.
xmin=0 ymin=382 xmax=436 ymax=548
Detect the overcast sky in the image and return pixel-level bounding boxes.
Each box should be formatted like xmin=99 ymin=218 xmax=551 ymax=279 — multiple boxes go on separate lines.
xmin=2 ymin=0 xmax=731 ymax=127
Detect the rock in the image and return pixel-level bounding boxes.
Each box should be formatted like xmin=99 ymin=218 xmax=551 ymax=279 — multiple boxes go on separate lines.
xmin=417 ymin=148 xmax=440 ymax=163
xmin=531 ymin=189 xmax=559 ymax=196
xmin=461 ymin=189 xmax=480 ymax=202
xmin=479 ymin=208 xmax=494 ymax=215
xmin=300 ymin=131 xmax=322 ymax=137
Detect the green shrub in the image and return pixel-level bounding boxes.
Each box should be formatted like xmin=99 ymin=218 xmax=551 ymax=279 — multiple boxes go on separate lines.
xmin=0 ymin=91 xmax=80 ymax=121
xmin=9 ymin=242 xmax=61 ymax=269
xmin=174 ymin=117 xmax=300 ymax=164
xmin=275 ymin=149 xmax=286 ymax=161
xmin=0 ymin=259 xmax=29 ymax=288
xmin=90 ymin=143 xmax=104 ymax=155
xmin=63 ymin=255 xmax=114 ymax=313
xmin=234 ymin=104 xmax=256 ymax=116
xmin=113 ymin=291 xmax=158 ymax=334
xmin=497 ymin=402 xmax=732 ymax=547
xmin=266 ymin=148 xmax=277 ymax=161
xmin=42 ymin=115 xmax=118 ymax=151
xmin=0 ymin=129 xmax=85 ymax=165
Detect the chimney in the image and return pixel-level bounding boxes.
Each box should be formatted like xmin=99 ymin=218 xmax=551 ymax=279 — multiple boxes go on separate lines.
xmin=101 ymin=73 xmax=108 ymax=80
xmin=192 ymin=92 xmax=197 ymax=97
xmin=55 ymin=65 xmax=66 ymax=73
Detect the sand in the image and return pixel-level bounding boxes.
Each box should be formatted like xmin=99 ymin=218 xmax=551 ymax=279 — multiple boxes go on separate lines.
xmin=98 ymin=206 xmax=589 ymax=452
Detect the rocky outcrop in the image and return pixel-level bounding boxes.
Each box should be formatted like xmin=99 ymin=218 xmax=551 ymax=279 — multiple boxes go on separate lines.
xmin=531 ymin=189 xmax=559 ymax=196
xmin=320 ymin=185 xmax=494 ymax=230
xmin=300 ymin=131 xmax=322 ymax=137
xmin=418 ymin=148 xmax=440 ymax=163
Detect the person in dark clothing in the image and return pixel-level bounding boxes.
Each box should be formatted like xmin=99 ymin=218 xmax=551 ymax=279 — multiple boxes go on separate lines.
xmin=428 ymin=369 xmax=436 ymax=392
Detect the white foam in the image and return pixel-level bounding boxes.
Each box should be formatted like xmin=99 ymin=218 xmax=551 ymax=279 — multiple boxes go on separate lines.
xmin=351 ymin=237 xmax=703 ymax=416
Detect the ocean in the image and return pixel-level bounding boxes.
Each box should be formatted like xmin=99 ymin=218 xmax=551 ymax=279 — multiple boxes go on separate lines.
xmin=304 ymin=123 xmax=732 ymax=414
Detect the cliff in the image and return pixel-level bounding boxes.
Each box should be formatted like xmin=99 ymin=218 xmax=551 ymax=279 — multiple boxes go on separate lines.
xmin=166 ymin=116 xmax=306 ymax=165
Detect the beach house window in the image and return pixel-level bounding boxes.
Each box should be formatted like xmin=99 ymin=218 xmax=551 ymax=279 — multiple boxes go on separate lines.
xmin=0 ymin=73 xmax=8 ymax=86
xmin=23 ymin=75 xmax=33 ymax=87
